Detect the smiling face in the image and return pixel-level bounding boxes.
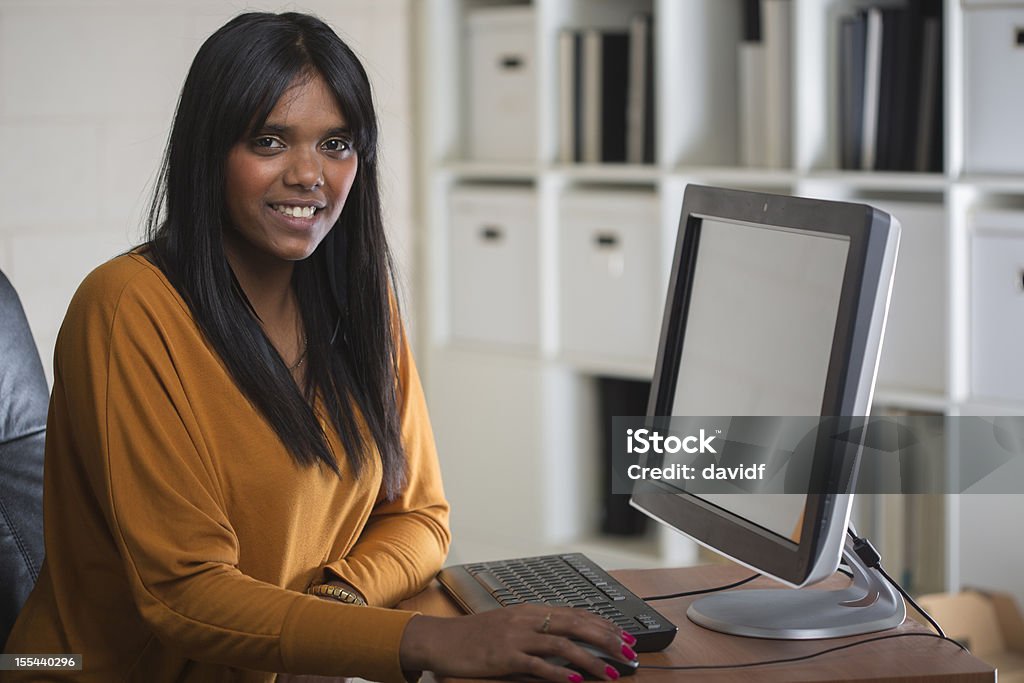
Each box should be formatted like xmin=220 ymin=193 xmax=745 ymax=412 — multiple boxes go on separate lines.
xmin=223 ymin=71 xmax=357 ymax=275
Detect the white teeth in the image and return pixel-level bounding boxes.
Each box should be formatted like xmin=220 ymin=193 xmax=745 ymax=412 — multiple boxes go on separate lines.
xmin=273 ymin=204 xmax=317 ymax=218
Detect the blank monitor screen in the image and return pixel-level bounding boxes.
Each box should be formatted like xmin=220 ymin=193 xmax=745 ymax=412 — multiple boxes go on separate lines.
xmin=631 ymin=184 xmax=899 ymax=588
xmin=672 ymin=220 xmax=850 ymax=417
xmin=672 ymin=219 xmax=850 ymax=543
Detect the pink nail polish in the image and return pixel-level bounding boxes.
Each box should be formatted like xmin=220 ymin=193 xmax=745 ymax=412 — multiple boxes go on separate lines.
xmin=621 ymin=631 xmax=637 ymax=646
xmin=568 ymin=674 xmax=583 ymax=683
xmin=622 ymin=644 xmax=637 ymax=661
xmin=605 ymin=664 xmax=621 ymax=680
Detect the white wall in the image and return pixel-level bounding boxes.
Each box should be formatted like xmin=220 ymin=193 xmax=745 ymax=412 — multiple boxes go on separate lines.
xmin=0 ymin=0 xmax=416 ymax=383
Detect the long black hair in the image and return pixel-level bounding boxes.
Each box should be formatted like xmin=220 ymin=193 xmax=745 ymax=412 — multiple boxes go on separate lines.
xmin=145 ymin=12 xmax=406 ymax=498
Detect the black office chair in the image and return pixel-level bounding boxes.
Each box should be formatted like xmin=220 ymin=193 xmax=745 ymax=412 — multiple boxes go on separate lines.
xmin=0 ymin=269 xmax=47 ymax=648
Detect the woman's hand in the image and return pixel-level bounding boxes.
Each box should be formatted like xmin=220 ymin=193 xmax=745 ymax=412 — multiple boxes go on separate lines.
xmin=399 ymin=605 xmax=638 ymax=682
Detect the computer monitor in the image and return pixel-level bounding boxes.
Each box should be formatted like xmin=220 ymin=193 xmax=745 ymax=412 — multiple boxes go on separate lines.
xmin=630 ymin=184 xmax=904 ymax=639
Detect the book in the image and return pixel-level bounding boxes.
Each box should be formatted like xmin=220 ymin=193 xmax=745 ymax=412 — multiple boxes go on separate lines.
xmin=743 ymin=0 xmax=762 ymax=42
xmin=739 ymin=0 xmax=765 ymax=167
xmin=599 ymin=32 xmax=630 ymax=163
xmin=739 ymin=42 xmax=767 ymax=167
xmin=861 ymin=7 xmax=883 ymax=171
xmin=559 ymin=29 xmax=582 ymax=163
xmin=838 ymin=13 xmax=867 ymax=170
xmin=627 ymin=13 xmax=653 ymax=164
xmin=579 ymin=29 xmax=635 ymax=164
xmin=762 ymin=0 xmax=792 ymax=168
xmin=641 ymin=20 xmax=655 ymax=164
xmin=919 ymin=1 xmax=943 ymax=172
xmin=929 ymin=8 xmax=944 ymax=173
xmin=915 ymin=16 xmax=941 ymax=172
xmin=897 ymin=0 xmax=926 ymax=171
xmin=582 ymin=29 xmax=602 ymax=163
xmin=874 ymin=6 xmax=904 ymax=170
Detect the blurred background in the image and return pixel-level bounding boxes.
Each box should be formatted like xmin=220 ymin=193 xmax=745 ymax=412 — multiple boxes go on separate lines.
xmin=2 ymin=0 xmax=1023 ymax=620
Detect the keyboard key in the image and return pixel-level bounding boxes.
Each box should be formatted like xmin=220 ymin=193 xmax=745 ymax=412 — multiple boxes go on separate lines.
xmin=474 ymin=572 xmax=508 ymax=594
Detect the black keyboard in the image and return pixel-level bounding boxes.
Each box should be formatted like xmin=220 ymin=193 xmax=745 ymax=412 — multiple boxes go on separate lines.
xmin=437 ymin=553 xmax=677 ymax=652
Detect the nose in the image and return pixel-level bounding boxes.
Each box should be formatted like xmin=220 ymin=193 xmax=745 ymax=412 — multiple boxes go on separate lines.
xmin=284 ymin=148 xmax=323 ymax=190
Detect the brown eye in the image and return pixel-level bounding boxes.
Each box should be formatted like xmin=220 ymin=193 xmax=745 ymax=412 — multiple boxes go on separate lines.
xmin=322 ymin=138 xmax=353 ymax=155
xmin=253 ymin=136 xmax=284 ymax=150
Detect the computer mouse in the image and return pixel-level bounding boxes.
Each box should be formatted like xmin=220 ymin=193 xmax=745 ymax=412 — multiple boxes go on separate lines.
xmin=545 ymin=641 xmax=639 ymax=679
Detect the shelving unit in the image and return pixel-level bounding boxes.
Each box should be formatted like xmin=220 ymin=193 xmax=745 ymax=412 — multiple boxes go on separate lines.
xmin=416 ymin=0 xmax=1024 ymax=595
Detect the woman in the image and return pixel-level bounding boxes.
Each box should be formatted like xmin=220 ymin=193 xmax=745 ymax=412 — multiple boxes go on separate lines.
xmin=3 ymin=12 xmax=635 ymax=682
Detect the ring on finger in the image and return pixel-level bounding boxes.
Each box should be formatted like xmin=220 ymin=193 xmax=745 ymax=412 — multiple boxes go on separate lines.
xmin=540 ymin=612 xmax=552 ymax=634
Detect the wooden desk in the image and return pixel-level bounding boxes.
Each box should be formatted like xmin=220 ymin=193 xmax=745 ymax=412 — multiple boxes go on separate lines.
xmin=399 ymin=564 xmax=995 ymax=682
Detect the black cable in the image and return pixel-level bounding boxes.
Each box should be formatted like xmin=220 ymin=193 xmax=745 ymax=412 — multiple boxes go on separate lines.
xmin=641 ymin=572 xmax=760 ymax=601
xmin=876 ymin=557 xmax=969 ymax=651
xmin=844 ymin=527 xmax=967 ymax=650
xmin=638 ymin=631 xmax=968 ymax=672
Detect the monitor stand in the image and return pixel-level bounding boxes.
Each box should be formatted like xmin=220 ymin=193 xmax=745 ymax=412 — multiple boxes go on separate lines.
xmin=686 ymin=535 xmax=906 ymax=639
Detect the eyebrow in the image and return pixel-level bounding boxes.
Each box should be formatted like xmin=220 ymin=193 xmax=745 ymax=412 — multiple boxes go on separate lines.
xmin=257 ymin=123 xmax=351 ymax=136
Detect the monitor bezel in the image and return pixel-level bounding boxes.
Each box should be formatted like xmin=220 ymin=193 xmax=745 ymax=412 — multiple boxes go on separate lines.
xmin=630 ymin=184 xmax=894 ymax=586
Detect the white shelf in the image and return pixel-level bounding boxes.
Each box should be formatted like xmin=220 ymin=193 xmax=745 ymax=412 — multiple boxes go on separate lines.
xmin=872 ymin=389 xmax=952 ymax=415
xmin=957 ymin=398 xmax=1024 ymax=417
xmin=420 ymin=0 xmax=1024 ymax=580
xmin=440 ymin=160 xmax=540 ymax=181
xmin=552 ymin=163 xmax=662 ymax=185
xmin=804 ymin=171 xmax=949 ymax=193
xmin=958 ymin=175 xmax=1024 ymax=194
xmin=672 ymin=165 xmax=800 ymax=188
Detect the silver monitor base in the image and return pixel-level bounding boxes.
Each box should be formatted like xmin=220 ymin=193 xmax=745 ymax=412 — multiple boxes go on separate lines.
xmin=687 ymin=536 xmax=906 ymax=639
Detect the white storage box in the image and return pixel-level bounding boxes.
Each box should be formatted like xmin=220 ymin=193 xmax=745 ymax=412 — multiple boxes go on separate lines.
xmin=963 ymin=1 xmax=1024 ymax=174
xmin=448 ymin=187 xmax=539 ymax=349
xmin=873 ymin=201 xmax=947 ymax=395
xmin=558 ymin=191 xmax=661 ymax=362
xmin=970 ymin=210 xmax=1024 ymax=402
xmin=465 ymin=7 xmax=537 ymax=162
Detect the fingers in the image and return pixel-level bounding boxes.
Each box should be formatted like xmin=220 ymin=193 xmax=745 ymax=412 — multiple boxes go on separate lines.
xmin=538 ymin=607 xmax=637 ymax=664
xmin=521 ymin=634 xmax=626 ymax=682
xmin=414 ymin=605 xmax=640 ymax=682
xmin=518 ymin=653 xmax=591 ymax=683
xmin=508 ymin=606 xmax=638 ymax=682
xmin=515 ymin=653 xmax=587 ymax=683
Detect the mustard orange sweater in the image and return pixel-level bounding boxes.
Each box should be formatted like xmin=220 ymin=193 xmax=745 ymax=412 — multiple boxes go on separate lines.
xmin=3 ymin=254 xmax=450 ymax=681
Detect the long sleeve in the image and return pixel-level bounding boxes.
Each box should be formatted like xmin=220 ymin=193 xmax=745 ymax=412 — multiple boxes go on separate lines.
xmin=323 ymin=326 xmax=451 ymax=607
xmin=42 ymin=260 xmax=416 ymax=681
